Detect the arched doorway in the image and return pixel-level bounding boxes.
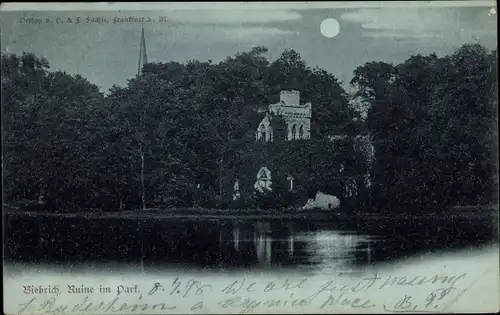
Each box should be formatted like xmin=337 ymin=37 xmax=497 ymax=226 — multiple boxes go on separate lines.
xmin=254 ymin=167 xmax=272 ymax=193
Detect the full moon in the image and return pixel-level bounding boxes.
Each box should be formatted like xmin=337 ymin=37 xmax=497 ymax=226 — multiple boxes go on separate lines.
xmin=320 ymin=18 xmax=340 ymax=38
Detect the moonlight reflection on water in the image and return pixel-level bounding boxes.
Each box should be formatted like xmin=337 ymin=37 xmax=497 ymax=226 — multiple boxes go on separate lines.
xmin=296 ymin=231 xmax=373 ymax=273
xmin=3 ymin=211 xmax=497 ymax=275
xmin=221 ymin=221 xmax=374 ymax=273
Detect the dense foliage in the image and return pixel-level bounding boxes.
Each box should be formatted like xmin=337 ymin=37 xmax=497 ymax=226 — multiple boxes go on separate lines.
xmin=2 ymin=43 xmax=497 ymax=212
xmin=2 ymin=47 xmax=360 ymax=211
xmin=352 ymin=44 xmax=498 ymax=212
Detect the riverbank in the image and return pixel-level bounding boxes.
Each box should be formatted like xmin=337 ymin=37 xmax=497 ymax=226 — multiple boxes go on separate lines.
xmin=3 ymin=207 xmax=347 ymax=221
xmin=3 ymin=204 xmax=497 ymax=222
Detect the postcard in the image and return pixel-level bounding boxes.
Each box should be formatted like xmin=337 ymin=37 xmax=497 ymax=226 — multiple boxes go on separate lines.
xmin=1 ymin=1 xmax=499 ymax=314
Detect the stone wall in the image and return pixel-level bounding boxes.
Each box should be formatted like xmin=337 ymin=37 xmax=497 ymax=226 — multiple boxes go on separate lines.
xmin=220 ymin=138 xmax=359 ymax=208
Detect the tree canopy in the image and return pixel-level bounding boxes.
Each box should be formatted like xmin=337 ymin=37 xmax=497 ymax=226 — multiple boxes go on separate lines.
xmin=352 ymin=44 xmax=497 ymax=212
xmin=2 ymin=48 xmax=360 ymax=211
xmin=2 ymin=44 xmax=496 ymax=212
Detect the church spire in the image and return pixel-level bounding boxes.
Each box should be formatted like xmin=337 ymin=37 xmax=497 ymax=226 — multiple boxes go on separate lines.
xmin=137 ymin=25 xmax=148 ymax=76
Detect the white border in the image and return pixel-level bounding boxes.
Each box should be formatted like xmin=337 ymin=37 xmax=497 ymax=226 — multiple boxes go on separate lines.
xmin=0 ymin=1 xmax=497 ymax=11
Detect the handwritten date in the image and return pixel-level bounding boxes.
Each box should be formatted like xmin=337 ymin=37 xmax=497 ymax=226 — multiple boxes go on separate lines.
xmin=148 ymin=278 xmax=212 ymax=298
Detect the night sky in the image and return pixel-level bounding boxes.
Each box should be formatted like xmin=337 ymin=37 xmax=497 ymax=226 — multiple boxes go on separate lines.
xmin=1 ymin=2 xmax=497 ymax=93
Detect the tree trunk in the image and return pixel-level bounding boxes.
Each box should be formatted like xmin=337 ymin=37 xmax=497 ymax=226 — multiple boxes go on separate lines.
xmin=140 ymin=144 xmax=146 ymax=210
xmin=118 ymin=188 xmax=123 ymax=210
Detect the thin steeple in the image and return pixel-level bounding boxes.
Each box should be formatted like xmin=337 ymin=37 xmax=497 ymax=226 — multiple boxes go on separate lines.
xmin=137 ymin=25 xmax=148 ymax=76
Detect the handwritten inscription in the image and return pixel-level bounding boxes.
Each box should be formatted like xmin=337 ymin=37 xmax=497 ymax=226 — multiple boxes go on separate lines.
xmin=18 ymin=296 xmax=177 ymax=314
xmin=221 ymin=278 xmax=307 ymax=295
xmin=378 ymin=273 xmax=467 ymax=289
xmin=383 ymin=287 xmax=458 ymax=313
xmin=14 ymin=272 xmax=471 ymax=314
xmin=147 ymin=278 xmax=212 ymax=298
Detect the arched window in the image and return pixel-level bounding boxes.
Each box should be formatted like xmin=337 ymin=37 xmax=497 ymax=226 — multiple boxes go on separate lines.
xmin=287 ymin=175 xmax=294 ymax=192
xmin=259 ymin=125 xmax=266 ymax=142
xmin=291 ymin=124 xmax=297 ymax=140
xmin=254 ymin=167 xmax=272 ymax=193
xmin=299 ymin=125 xmax=304 ymax=139
xmin=268 ymin=128 xmax=273 ymax=142
xmin=233 ymin=179 xmax=241 ymax=201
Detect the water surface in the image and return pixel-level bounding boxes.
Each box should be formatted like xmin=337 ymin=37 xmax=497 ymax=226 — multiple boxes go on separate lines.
xmin=3 ymin=209 xmax=497 ymax=273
